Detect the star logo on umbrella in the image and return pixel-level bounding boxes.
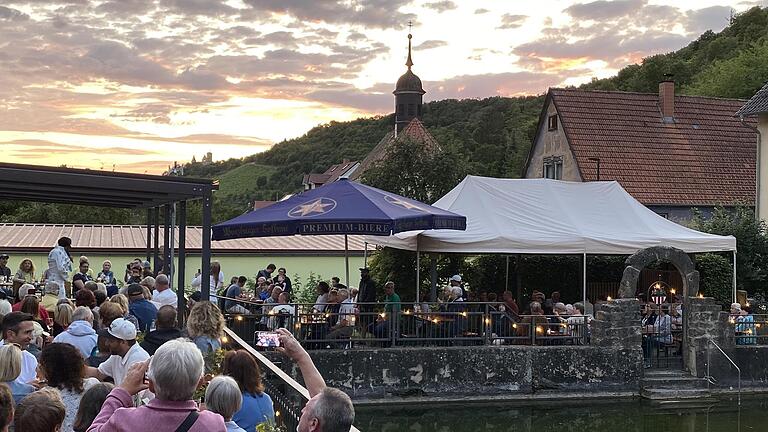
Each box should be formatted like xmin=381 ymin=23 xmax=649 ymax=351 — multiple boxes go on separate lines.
xmin=288 ymin=198 xmax=337 ymax=218
xmin=385 ymin=195 xmax=426 ymax=212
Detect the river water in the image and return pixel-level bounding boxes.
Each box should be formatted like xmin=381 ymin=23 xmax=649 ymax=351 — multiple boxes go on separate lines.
xmin=355 ymin=398 xmax=766 ymax=432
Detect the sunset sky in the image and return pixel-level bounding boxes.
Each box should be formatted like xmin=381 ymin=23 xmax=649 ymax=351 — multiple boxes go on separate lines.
xmin=1 ymin=0 xmax=762 ymax=173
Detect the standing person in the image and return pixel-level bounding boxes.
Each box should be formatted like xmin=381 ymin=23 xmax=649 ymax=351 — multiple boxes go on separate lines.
xmin=14 ymin=388 xmax=66 ymax=432
xmin=205 ymin=376 xmax=248 ymax=432
xmin=449 ymin=274 xmax=466 ymax=300
xmin=0 ymin=254 xmax=10 ymax=281
xmin=72 ymin=383 xmax=114 ymax=432
xmin=87 ymin=340 xmax=226 ymax=432
xmin=187 ymin=301 xmax=224 ymax=358
xmin=0 ymin=312 xmax=37 ymax=385
xmin=358 ymin=268 xmax=377 ymax=332
xmin=257 ymin=264 xmax=276 ymax=282
xmin=48 ymin=237 xmax=73 ymax=299
xmin=38 ymin=342 xmax=99 ymax=432
xmin=274 ymin=267 xmax=292 ymax=297
xmin=139 ymin=306 xmax=181 ymax=355
xmin=126 ymin=284 xmax=157 ymax=333
xmin=0 ymin=344 xmax=35 ymax=404
xmin=53 ymin=306 xmax=98 ymax=359
xmin=151 ymin=274 xmax=177 ymax=309
xmin=192 ymin=261 xmax=224 ymax=302
xmin=222 ymin=350 xmax=275 ymax=431
xmin=276 ymin=328 xmax=355 ymax=432
xmin=85 ymin=318 xmax=150 ymax=386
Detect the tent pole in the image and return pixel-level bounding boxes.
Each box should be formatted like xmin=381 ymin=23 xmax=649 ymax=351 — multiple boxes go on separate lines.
xmin=505 ymin=255 xmax=510 ymax=291
xmin=416 ymin=246 xmax=420 ymax=303
xmin=344 ymin=235 xmax=349 ymax=288
xmin=363 ymin=242 xmax=368 ymax=268
xmin=733 ymin=251 xmax=737 ymax=303
xmin=583 ymin=253 xmax=587 ymax=306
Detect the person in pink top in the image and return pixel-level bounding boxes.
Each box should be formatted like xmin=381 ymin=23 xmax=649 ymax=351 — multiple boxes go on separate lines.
xmin=87 ymin=338 xmax=225 ymax=432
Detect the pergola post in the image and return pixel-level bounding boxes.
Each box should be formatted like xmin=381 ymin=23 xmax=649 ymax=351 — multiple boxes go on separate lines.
xmin=153 ymin=207 xmax=160 ymax=273
xmin=145 ymin=209 xmax=152 ymax=262
xmin=163 ymin=204 xmax=171 ymax=275
xmin=177 ymin=201 xmax=187 ymax=327
xmin=430 ymin=253 xmax=437 ymax=302
xmin=201 ymin=189 xmax=213 ymax=299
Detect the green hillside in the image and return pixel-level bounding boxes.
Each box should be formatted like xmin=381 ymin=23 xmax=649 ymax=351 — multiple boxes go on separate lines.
xmin=180 ymin=6 xmax=768 ymax=218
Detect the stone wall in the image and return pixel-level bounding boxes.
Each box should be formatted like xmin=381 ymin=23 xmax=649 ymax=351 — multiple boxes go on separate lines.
xmin=686 ymin=297 xmax=734 ymax=376
xmin=269 ymin=298 xmax=644 ymax=401
xmin=279 ymin=345 xmax=641 ymax=400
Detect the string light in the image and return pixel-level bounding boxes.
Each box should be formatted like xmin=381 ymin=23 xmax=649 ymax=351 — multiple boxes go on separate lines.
xmin=235 ymin=315 xmax=243 ymax=322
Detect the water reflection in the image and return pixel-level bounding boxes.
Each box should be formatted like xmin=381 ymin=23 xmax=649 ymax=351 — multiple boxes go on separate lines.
xmin=355 ymin=398 xmax=766 ymax=432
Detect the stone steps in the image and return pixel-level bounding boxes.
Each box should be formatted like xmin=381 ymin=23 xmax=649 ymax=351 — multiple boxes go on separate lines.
xmin=641 ymin=369 xmax=712 ymax=401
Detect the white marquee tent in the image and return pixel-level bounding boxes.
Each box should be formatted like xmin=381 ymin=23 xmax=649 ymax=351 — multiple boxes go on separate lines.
xmin=366 ymin=176 xmax=737 ymax=302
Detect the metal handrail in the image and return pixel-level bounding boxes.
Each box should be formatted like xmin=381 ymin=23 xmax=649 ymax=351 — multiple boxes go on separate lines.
xmin=706 ymin=338 xmax=741 ymax=405
xmin=223 ymin=327 xmax=362 ymax=432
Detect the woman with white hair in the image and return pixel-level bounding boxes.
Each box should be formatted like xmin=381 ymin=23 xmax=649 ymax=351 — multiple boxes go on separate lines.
xmin=205 ymin=376 xmax=247 ymax=432
xmin=88 ymin=338 xmax=226 ymax=431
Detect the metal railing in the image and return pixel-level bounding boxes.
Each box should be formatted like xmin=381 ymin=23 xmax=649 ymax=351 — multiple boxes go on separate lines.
xmin=217 ymin=297 xmax=591 ymax=348
xmin=729 ymin=313 xmax=766 ymax=345
xmin=223 ymin=327 xmax=362 ymax=432
xmin=706 ymin=338 xmax=741 ymax=405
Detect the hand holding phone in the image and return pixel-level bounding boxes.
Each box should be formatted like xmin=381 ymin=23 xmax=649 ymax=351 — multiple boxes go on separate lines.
xmin=255 ymin=331 xmax=281 ymax=349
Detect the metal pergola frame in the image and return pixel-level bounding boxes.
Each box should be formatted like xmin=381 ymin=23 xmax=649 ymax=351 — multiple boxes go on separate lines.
xmin=0 ymin=162 xmax=218 ymax=325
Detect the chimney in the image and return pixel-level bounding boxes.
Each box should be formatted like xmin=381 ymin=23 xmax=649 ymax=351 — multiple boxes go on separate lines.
xmin=659 ymin=75 xmax=675 ymax=123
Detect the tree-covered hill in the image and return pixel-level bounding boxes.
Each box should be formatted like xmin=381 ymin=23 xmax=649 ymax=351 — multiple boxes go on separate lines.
xmin=177 ymin=6 xmax=768 ymax=222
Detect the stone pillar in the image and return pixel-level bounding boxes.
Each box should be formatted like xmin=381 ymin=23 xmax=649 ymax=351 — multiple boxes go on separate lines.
xmin=592 ymin=298 xmax=642 ymax=348
xmin=685 ymin=297 xmax=734 ymax=377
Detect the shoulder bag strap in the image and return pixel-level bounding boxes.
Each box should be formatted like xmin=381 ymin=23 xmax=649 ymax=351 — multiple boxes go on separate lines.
xmin=174 ymin=410 xmax=199 ymax=432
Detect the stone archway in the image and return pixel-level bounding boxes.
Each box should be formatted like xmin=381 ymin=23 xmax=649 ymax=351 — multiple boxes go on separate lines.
xmin=618 ymin=245 xmax=698 ymax=371
xmin=618 ymin=246 xmax=699 ymax=299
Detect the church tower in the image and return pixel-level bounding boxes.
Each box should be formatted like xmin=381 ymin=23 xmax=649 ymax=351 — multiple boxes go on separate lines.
xmin=393 ymin=32 xmax=425 ymax=135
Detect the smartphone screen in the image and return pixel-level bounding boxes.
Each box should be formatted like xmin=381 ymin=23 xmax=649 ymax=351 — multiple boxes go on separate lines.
xmin=255 ymin=331 xmax=281 ymax=348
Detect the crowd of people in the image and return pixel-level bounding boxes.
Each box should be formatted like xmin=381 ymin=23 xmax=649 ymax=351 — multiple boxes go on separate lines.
xmin=0 ymin=238 xmax=356 ymax=432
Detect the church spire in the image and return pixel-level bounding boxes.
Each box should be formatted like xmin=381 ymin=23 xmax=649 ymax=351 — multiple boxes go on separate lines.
xmin=406 ymin=33 xmax=413 ymax=70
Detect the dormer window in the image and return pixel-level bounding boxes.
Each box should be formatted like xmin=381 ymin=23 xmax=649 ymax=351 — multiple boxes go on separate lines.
xmin=547 ymin=115 xmax=558 ymax=131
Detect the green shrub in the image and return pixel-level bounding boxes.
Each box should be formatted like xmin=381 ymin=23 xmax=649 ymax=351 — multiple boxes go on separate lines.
xmin=696 ymin=253 xmax=732 ymax=307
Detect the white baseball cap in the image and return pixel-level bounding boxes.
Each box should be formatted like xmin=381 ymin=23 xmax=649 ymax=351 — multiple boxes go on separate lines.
xmin=730 ymin=302 xmax=742 ymax=312
xmin=107 ymin=318 xmax=137 ymax=341
xmin=450 ymin=275 xmax=462 ymax=282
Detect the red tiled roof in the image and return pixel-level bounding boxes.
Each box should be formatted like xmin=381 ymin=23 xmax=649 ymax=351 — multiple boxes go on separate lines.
xmin=252 ymin=200 xmax=275 ymax=210
xmin=350 ymin=118 xmax=440 ymax=180
xmin=0 ymin=224 xmax=366 ymax=255
xmin=550 ymin=88 xmax=757 ymax=206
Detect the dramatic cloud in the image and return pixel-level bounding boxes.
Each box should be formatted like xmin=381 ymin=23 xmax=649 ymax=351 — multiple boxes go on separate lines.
xmin=242 ymin=0 xmax=415 ymax=28
xmin=423 ymin=1 xmax=457 ymax=13
xmin=415 ymin=40 xmax=448 ymax=50
xmin=498 ymin=14 xmax=528 ymax=29
xmin=0 ymin=0 xmax=753 ymax=173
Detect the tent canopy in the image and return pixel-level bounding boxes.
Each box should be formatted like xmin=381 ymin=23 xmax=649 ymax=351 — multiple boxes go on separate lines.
xmin=366 ymin=176 xmax=736 ymax=255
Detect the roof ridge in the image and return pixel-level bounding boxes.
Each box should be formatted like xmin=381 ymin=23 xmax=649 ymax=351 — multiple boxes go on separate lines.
xmin=552 ymin=87 xmax=748 ymax=103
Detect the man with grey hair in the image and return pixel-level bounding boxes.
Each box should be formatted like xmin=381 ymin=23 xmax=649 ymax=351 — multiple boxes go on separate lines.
xmin=152 ymin=274 xmax=177 ymax=309
xmin=88 ymin=338 xmax=226 ymax=431
xmin=277 ymin=328 xmax=354 ymax=432
xmin=205 ymin=376 xmax=246 ymax=431
xmin=53 ymin=306 xmax=98 ymax=357
xmin=41 ymin=280 xmax=60 ymax=317
xmin=328 ymin=289 xmax=355 ymax=345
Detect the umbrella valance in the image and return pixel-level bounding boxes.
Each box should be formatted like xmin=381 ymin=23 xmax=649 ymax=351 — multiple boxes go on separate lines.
xmin=212 ymin=179 xmax=466 ymax=241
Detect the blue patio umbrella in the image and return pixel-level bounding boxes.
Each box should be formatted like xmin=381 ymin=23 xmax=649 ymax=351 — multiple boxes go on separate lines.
xmin=212 ymin=179 xmax=466 ymax=287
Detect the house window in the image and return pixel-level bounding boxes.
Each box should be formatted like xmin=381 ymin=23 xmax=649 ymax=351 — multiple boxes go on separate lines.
xmin=547 ymin=115 xmax=558 ymax=131
xmin=543 ymin=156 xmax=563 ymax=180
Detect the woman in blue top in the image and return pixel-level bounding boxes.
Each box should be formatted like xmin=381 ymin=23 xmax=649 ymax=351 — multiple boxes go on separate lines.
xmin=222 ymin=350 xmax=275 ymax=431
xmin=187 ymin=301 xmax=224 ymax=371
xmin=0 ymin=344 xmax=35 ymax=404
